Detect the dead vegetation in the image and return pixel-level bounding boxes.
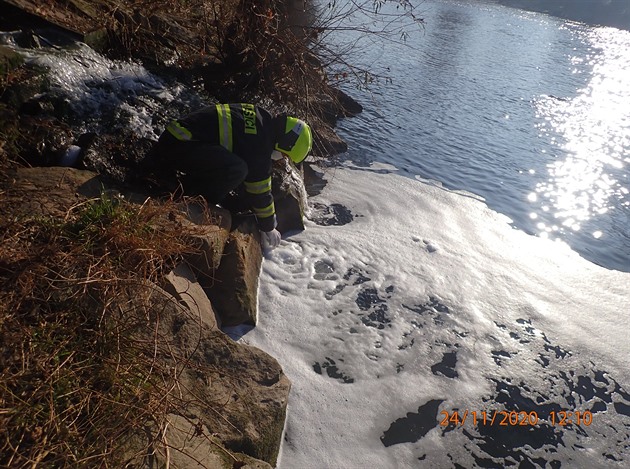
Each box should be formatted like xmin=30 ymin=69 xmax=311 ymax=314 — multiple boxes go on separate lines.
xmin=0 ymin=193 xmax=225 ymax=467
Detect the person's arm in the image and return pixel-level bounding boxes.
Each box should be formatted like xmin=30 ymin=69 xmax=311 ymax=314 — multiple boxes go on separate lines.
xmin=244 ymin=174 xmax=277 ymax=233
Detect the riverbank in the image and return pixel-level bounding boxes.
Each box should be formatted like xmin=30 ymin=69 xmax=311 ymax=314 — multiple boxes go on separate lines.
xmin=0 ymin=0 xmax=360 ymax=467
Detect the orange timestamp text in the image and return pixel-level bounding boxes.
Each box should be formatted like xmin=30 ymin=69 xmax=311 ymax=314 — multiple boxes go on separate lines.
xmin=439 ymin=410 xmax=593 ymax=428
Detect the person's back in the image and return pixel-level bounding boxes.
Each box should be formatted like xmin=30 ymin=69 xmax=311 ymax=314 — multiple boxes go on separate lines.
xmin=147 ymin=102 xmax=312 ymax=248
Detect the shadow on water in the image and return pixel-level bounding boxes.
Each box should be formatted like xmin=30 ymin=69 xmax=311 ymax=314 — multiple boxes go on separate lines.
xmin=381 ymin=399 xmax=445 ymax=447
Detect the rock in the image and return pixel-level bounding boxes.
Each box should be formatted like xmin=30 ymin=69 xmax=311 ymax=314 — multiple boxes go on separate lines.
xmin=164 ymin=262 xmax=221 ymax=330
xmin=205 ymin=218 xmax=263 ymax=327
xmin=331 ymin=87 xmax=363 ymax=117
xmin=134 ymin=284 xmax=290 ymax=466
xmin=1 ymin=166 xmax=103 ymax=219
xmin=80 ymin=132 xmax=157 ymax=186
xmin=174 ymin=203 xmax=232 ymax=283
xmin=311 ymin=87 xmax=363 ymax=126
xmin=125 ymin=413 xmax=274 ymax=468
xmin=303 ymin=161 xmax=327 ymax=197
xmin=309 ymin=114 xmax=348 ymax=157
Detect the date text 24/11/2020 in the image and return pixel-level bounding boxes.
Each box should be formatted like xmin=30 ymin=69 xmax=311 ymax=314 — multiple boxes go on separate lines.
xmin=440 ymin=410 xmax=593 ymax=428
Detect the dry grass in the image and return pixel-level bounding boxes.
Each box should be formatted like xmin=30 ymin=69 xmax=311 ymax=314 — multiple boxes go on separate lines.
xmin=100 ymin=0 xmax=340 ymax=117
xmin=0 ymin=193 xmax=219 ymax=467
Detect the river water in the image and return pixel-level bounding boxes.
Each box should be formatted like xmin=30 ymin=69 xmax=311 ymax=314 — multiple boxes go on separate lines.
xmin=330 ymin=0 xmax=630 ymax=273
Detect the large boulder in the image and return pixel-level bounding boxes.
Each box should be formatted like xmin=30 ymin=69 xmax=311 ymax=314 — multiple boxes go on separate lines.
xmin=130 ymin=283 xmax=290 ymax=466
xmin=204 ymin=218 xmax=263 ymax=327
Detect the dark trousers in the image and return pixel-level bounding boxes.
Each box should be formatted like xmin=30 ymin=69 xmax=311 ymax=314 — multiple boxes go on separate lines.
xmin=151 ymin=134 xmax=248 ymax=203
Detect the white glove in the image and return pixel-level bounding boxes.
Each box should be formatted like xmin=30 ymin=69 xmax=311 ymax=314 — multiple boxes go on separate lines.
xmin=261 ymin=229 xmax=282 ymax=249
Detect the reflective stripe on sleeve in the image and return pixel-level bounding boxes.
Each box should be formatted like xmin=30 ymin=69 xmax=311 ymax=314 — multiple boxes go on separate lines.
xmin=244 ymin=177 xmax=272 ymax=195
xmin=216 ymin=104 xmax=233 ymax=151
xmin=253 ymin=202 xmax=275 ymax=219
xmin=166 ymin=121 xmax=192 ymax=141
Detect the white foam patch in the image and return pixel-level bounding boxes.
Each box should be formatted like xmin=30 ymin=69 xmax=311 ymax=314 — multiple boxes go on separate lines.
xmin=234 ymin=164 xmax=629 ymax=468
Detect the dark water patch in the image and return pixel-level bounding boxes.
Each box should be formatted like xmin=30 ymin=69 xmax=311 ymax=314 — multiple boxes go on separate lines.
xmin=342 ymin=267 xmax=371 ymax=285
xmin=402 ymin=296 xmax=453 ymax=329
xmin=575 ymin=376 xmax=609 ymax=402
xmin=492 ymin=379 xmax=564 ymax=416
xmin=402 ymin=304 xmax=423 ymax=316
xmin=515 ymin=317 xmax=541 ymax=340
xmin=468 ymin=365 xmax=630 ymax=465
xmin=453 ymin=330 xmax=469 ymax=339
xmin=613 ymin=379 xmax=630 ymax=402
xmin=509 ymin=331 xmax=531 ymax=344
xmin=398 ymin=337 xmax=415 ymax=350
xmin=381 ymin=399 xmax=444 ymax=447
xmin=594 ymin=370 xmax=610 ymax=385
xmin=431 ymin=352 xmax=458 ymax=378
xmin=426 ymin=296 xmax=451 ymax=314
xmin=355 ymin=287 xmax=385 ymax=311
xmin=310 ymin=202 xmax=354 ymax=226
xmin=550 ymin=370 xmax=623 ymax=409
xmin=361 ymin=304 xmax=390 ymax=329
xmin=536 ymin=354 xmax=550 ymax=367
xmin=544 ymin=343 xmax=571 ymax=359
xmin=403 ymin=296 xmax=451 ymax=315
xmin=491 ymin=350 xmax=514 ymax=366
xmin=614 ymin=402 xmax=630 ymax=418
xmin=313 ymin=259 xmax=336 ymax=280
xmin=355 ymin=286 xmax=392 ymax=329
xmin=312 ymin=357 xmax=354 ymax=384
xmin=474 ymin=382 xmax=565 ymax=467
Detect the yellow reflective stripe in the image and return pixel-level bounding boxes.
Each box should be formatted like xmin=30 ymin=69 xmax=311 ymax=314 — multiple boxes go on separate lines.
xmin=253 ymin=202 xmax=275 ymax=219
xmin=166 ymin=121 xmax=192 ymax=141
xmin=216 ymin=104 xmax=233 ymax=151
xmin=244 ymin=177 xmax=272 ymax=195
xmin=241 ymin=103 xmax=257 ymax=135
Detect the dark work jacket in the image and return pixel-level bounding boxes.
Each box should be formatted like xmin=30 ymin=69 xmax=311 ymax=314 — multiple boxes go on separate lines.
xmin=169 ymin=104 xmax=279 ymax=232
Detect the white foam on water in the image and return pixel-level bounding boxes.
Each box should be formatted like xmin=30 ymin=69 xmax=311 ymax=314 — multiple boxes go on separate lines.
xmin=230 ymin=163 xmax=630 ymax=468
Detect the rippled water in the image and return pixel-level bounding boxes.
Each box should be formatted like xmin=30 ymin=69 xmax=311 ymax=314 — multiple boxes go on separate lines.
xmin=332 ymin=0 xmax=630 ymax=271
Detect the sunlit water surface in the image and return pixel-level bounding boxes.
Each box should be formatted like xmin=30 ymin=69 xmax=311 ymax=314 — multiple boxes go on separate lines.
xmin=331 ymin=0 xmax=630 ymax=271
